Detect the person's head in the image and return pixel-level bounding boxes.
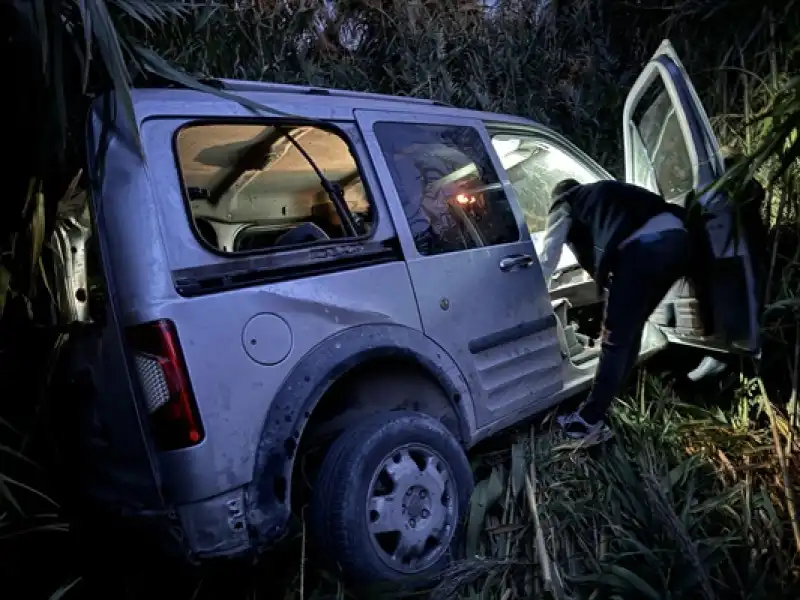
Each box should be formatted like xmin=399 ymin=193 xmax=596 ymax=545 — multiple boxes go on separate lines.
xmin=551 ymin=178 xmax=580 ymax=204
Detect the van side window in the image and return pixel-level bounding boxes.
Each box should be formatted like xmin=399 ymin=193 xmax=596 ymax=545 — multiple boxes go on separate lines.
xmin=175 ymin=124 xmax=373 ymax=254
xmin=373 ymin=122 xmax=519 ymax=256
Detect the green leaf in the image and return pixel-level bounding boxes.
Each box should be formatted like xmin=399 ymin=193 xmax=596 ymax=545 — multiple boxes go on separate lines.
xmin=130 ymin=44 xmax=292 ymax=117
xmin=485 ymin=523 xmax=525 ymax=535
xmin=194 ymin=4 xmax=220 ymax=32
xmin=0 ymin=264 xmax=10 ymax=320
xmin=28 ymin=184 xmax=45 ymax=297
xmin=85 ymin=0 xmax=141 ymax=155
xmin=510 ymin=440 xmax=526 ymax=498
xmin=602 ymin=565 xmax=661 ymax=600
xmin=466 ymin=465 xmax=506 ymax=559
xmin=113 ymin=0 xmax=188 ymax=30
xmin=0 ymin=472 xmax=59 ymax=512
xmin=49 ymin=577 xmax=82 ymax=600
xmin=78 ymin=0 xmax=94 ymax=90
xmin=0 ymin=478 xmax=22 ymax=514
xmin=0 ymin=443 xmax=38 ymax=467
xmin=31 ymin=0 xmax=49 ymax=76
xmin=666 ymin=456 xmax=696 ymax=490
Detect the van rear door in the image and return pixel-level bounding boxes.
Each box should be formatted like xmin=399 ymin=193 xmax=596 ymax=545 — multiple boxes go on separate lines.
xmin=68 ymin=97 xmax=167 ymax=515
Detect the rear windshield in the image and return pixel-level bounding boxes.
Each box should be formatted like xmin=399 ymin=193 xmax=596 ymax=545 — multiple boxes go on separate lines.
xmin=175 ymin=123 xmax=373 ymax=254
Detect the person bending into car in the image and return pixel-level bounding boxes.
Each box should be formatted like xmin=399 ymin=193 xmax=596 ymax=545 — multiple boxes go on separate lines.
xmin=539 ymin=179 xmax=690 ymax=440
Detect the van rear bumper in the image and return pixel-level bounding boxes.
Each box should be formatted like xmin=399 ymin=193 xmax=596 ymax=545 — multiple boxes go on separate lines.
xmin=174 ymin=487 xmax=255 ymax=558
xmin=73 ymin=497 xmax=191 ymax=565
xmin=80 ymin=485 xmax=290 ymax=562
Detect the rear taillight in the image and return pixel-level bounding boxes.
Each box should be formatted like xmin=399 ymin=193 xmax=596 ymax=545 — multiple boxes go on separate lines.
xmin=127 ymin=320 xmax=204 ymax=451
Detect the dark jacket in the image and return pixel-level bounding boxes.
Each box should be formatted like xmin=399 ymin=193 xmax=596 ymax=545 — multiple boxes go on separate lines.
xmin=549 ymin=181 xmax=686 ymax=290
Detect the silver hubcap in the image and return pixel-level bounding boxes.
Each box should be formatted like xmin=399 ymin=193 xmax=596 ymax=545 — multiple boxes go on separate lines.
xmin=366 ymin=445 xmax=456 ymax=573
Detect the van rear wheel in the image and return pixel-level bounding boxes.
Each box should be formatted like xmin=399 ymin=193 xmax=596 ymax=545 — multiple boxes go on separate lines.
xmin=310 ymin=410 xmax=473 ymax=586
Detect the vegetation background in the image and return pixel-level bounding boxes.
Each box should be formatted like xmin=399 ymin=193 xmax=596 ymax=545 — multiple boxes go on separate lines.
xmin=0 ymin=1 xmax=799 ymax=599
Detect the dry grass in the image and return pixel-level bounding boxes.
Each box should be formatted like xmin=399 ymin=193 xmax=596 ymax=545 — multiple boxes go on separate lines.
xmin=170 ymin=379 xmax=800 ymax=600
xmin=439 ymin=384 xmax=800 ymax=600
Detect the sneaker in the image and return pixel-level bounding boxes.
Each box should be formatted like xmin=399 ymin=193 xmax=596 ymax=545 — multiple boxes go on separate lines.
xmin=556 ymin=412 xmax=612 ymax=442
xmin=687 ymin=355 xmax=727 ymax=382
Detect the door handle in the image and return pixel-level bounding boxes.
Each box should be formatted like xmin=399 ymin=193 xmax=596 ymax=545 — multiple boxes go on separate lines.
xmin=499 ymin=254 xmax=534 ymax=272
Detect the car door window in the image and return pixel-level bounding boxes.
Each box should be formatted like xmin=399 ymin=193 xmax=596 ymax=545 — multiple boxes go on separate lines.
xmin=175 ymin=123 xmax=374 ymax=254
xmin=490 ymin=133 xmax=604 ymax=270
xmin=373 ymin=122 xmax=519 ymax=256
xmin=630 ymin=83 xmax=694 ymax=203
xmin=630 ymin=127 xmax=660 ymax=193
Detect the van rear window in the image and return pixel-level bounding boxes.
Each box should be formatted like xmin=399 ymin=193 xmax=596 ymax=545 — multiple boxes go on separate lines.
xmin=175 ymin=123 xmax=373 ymax=254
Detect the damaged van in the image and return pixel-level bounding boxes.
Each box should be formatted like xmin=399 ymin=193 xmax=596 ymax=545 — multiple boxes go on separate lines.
xmin=53 ymin=40 xmax=760 ymax=585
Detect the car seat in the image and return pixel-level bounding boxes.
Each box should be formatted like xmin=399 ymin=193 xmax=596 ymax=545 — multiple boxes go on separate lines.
xmin=275 ymin=222 xmax=330 ymax=246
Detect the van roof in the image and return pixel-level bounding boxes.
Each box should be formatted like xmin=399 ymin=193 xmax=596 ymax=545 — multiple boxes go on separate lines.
xmin=211 ymin=78 xmax=457 ymax=108
xmin=124 ymin=77 xmax=539 ymax=129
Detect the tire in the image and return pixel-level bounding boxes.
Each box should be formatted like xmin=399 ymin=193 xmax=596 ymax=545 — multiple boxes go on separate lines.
xmin=310 ymin=410 xmax=474 ymax=586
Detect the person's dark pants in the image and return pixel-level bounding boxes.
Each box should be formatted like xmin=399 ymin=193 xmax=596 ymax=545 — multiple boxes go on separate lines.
xmin=579 ymin=229 xmax=690 ymax=424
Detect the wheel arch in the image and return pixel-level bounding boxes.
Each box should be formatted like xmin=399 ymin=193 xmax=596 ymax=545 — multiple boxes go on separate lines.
xmin=245 ymin=323 xmax=476 ymax=548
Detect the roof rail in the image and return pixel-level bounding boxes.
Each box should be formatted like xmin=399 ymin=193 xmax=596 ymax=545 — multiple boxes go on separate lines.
xmin=213 ymin=78 xmax=453 ymax=107
xmin=136 ymin=75 xmax=227 ymax=91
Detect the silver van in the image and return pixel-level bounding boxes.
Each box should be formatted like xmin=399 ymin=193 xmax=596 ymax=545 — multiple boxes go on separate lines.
xmin=54 ymin=40 xmax=760 ymax=585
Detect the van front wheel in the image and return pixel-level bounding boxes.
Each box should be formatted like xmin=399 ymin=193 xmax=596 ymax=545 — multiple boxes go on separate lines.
xmin=310 ymin=410 xmax=473 ymax=586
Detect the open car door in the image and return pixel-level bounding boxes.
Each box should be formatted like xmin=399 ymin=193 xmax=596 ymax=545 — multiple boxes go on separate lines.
xmin=623 ymin=40 xmax=761 ymax=354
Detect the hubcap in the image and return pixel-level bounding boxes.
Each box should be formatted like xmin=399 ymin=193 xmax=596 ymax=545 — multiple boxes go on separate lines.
xmin=365 ymin=444 xmax=456 ymax=574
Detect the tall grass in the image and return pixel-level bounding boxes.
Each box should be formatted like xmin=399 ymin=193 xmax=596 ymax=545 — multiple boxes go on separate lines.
xmin=139 ymin=0 xmax=799 ymax=173
xmin=442 ymin=384 xmax=800 ymax=600
xmin=159 ymin=382 xmax=800 ymax=600
xmin=0 ymin=1 xmax=799 ymax=599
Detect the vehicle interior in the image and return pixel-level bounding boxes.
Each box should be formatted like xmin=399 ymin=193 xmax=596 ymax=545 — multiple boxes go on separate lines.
xmin=176 ymin=124 xmax=373 ymax=253
xmin=490 ymin=134 xmax=607 ymax=367
xmin=487 ymin=78 xmax=699 ymax=368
